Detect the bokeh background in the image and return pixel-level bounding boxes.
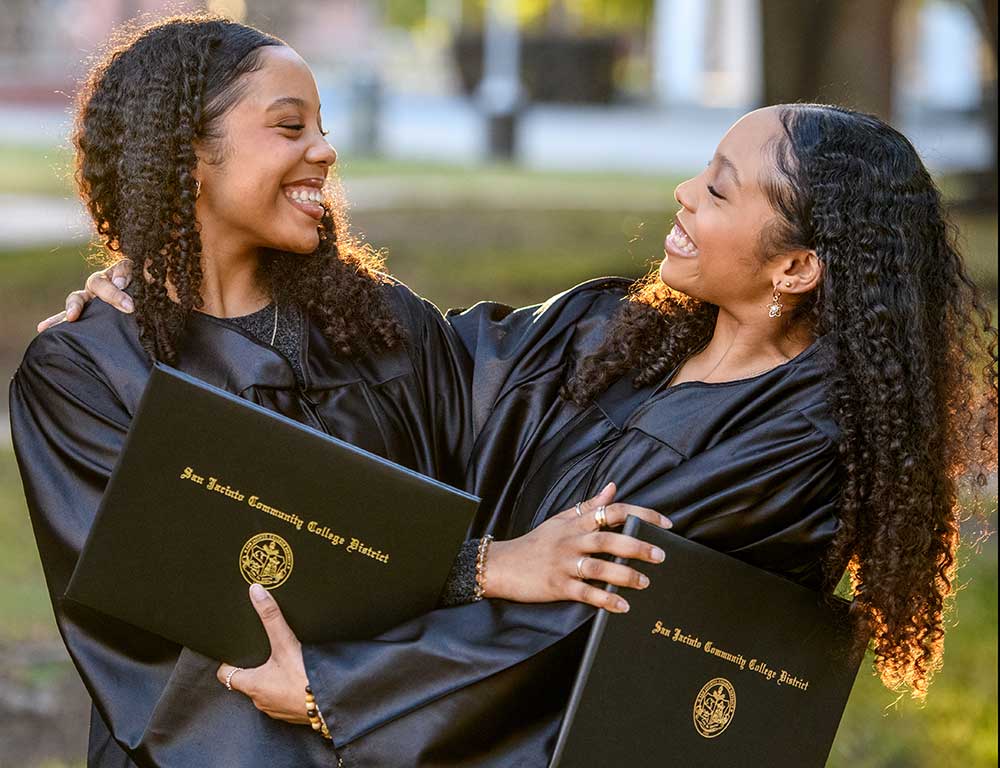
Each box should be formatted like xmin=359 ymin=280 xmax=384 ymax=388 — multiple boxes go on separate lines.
xmin=0 ymin=1 xmax=996 ymax=766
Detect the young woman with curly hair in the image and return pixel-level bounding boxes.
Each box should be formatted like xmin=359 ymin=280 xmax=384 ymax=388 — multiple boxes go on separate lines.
xmin=12 ymin=14 xmax=668 ymax=768
xmin=554 ymin=104 xmax=999 ymax=697
xmin=49 ymin=48 xmax=997 ymax=768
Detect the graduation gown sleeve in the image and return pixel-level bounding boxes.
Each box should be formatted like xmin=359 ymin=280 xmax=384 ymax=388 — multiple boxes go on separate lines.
xmin=447 ymin=278 xmax=634 ymax=539
xmin=446 ymin=277 xmax=632 ymax=436
xmin=9 ymin=339 xmax=177 ymax=766
xmin=382 ymin=281 xmax=476 ymax=489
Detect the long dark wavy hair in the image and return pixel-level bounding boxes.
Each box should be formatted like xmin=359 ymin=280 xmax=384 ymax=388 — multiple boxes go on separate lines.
xmin=72 ymin=13 xmax=404 ymax=362
xmin=563 ymin=104 xmax=999 ymax=698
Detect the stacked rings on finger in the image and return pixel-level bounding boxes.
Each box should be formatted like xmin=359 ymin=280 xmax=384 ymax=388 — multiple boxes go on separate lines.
xmin=594 ymin=505 xmax=609 ymax=529
xmin=224 ymin=666 xmax=243 ymax=691
xmin=574 ymin=501 xmax=584 ymax=518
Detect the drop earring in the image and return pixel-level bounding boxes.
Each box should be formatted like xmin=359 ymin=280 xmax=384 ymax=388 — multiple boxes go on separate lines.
xmin=195 ymin=179 xmax=202 ymax=199
xmin=768 ymin=287 xmax=783 ymax=318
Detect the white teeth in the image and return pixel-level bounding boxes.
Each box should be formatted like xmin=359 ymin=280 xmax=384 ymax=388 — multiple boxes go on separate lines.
xmin=668 ymin=224 xmax=698 ymax=255
xmin=287 ymin=188 xmax=323 ymax=204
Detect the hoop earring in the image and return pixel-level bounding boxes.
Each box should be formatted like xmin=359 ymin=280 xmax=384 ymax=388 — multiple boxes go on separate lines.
xmin=768 ymin=288 xmax=783 ymax=318
xmin=195 ymin=179 xmax=202 ymax=199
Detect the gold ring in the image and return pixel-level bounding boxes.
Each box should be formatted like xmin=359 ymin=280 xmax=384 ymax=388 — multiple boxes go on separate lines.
xmin=224 ymin=666 xmax=243 ymax=692
xmin=594 ymin=505 xmax=608 ymax=529
xmin=576 ymin=556 xmax=589 ymax=579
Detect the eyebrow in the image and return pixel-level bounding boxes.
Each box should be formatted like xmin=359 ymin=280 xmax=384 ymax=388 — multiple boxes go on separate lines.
xmin=715 ymin=154 xmax=742 ymax=189
xmin=266 ymin=96 xmax=320 ymax=112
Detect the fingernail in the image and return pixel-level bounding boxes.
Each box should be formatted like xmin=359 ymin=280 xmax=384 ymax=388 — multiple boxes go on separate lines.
xmin=616 ymin=598 xmax=630 ymax=613
xmin=113 ymin=277 xmax=126 ymax=289
xmin=638 ymin=574 xmax=650 ymax=588
xmin=250 ymin=583 xmax=268 ymax=602
xmin=651 ymin=547 xmax=665 ymax=563
xmin=122 ymin=296 xmax=134 ymax=312
xmin=661 ymin=515 xmax=673 ymax=529
xmin=602 ymin=482 xmax=614 ymax=494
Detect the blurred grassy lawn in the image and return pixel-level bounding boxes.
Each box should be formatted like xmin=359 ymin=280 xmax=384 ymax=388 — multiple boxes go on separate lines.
xmin=0 ymin=153 xmax=996 ymax=768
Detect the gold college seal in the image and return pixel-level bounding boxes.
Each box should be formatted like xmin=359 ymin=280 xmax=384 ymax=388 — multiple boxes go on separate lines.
xmin=692 ymin=677 xmax=736 ymax=739
xmin=239 ymin=532 xmax=293 ymax=589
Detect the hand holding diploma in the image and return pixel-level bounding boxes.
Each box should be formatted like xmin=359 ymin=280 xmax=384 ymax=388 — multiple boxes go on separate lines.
xmin=217 ymin=583 xmax=311 ymax=726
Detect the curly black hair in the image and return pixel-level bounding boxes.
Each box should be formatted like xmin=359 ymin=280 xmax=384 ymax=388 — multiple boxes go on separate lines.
xmin=563 ymin=104 xmax=999 ymax=698
xmin=72 ymin=13 xmax=405 ymax=363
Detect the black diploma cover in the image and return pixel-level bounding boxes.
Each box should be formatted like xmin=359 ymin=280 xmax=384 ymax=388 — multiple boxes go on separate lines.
xmin=65 ymin=364 xmax=479 ymax=667
xmin=550 ymin=517 xmax=863 ymax=768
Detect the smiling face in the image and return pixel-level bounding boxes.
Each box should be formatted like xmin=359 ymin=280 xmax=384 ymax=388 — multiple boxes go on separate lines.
xmin=194 ymin=45 xmax=336 ymax=257
xmin=660 ymin=107 xmax=791 ymax=314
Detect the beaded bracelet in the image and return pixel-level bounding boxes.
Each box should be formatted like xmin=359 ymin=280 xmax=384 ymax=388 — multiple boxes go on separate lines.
xmin=305 ymin=685 xmax=333 ymax=742
xmin=473 ymin=534 xmax=495 ymax=601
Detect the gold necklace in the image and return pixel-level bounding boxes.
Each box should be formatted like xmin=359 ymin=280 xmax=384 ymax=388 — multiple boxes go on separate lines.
xmin=688 ymin=349 xmax=790 ymax=384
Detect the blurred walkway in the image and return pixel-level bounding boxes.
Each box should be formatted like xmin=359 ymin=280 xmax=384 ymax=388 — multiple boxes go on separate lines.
xmin=0 ymin=194 xmax=91 ymax=248
xmin=0 ymin=177 xmax=680 ymax=248
xmin=372 ymin=96 xmax=992 ymax=175
xmin=1 ymin=94 xmax=991 ymax=173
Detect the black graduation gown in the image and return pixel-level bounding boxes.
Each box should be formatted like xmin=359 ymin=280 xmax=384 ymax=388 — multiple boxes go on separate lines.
xmin=8 ymin=281 xmax=473 ymax=768
xmin=300 ymin=278 xmax=843 ymax=767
